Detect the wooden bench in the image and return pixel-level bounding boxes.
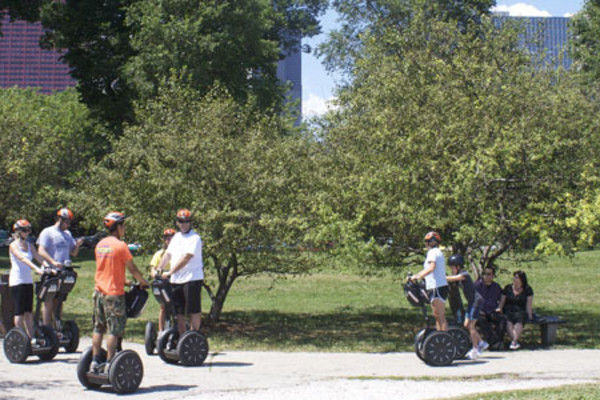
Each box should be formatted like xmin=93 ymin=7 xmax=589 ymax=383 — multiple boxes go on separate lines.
xmin=529 ymin=315 xmax=566 ymax=347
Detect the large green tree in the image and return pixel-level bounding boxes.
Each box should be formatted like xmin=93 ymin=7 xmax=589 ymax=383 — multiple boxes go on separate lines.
xmin=571 ymin=0 xmax=600 ymax=86
xmin=0 ymin=88 xmax=107 ymax=230
xmin=40 ymin=0 xmax=327 ymax=134
xmin=317 ymin=11 xmax=600 ymax=272
xmin=316 ymin=0 xmax=495 ymax=77
xmin=68 ymin=82 xmax=326 ymax=322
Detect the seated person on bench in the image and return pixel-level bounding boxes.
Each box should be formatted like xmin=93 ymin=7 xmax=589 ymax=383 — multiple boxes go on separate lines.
xmin=474 ymin=265 xmax=506 ymax=349
xmin=497 ymin=270 xmax=534 ymax=350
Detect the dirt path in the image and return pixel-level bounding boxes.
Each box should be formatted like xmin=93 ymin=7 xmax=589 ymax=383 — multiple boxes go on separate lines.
xmin=0 ymin=338 xmax=598 ymax=399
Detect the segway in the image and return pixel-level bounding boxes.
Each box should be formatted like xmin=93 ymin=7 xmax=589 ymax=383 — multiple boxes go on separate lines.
xmin=404 ymin=275 xmax=458 ymax=366
xmin=52 ymin=261 xmax=80 ymax=353
xmin=76 ymin=284 xmax=148 ymax=394
xmin=3 ymin=267 xmax=61 ymax=363
xmin=152 ymin=274 xmax=209 ymax=366
xmin=144 ymin=270 xmax=174 ymax=355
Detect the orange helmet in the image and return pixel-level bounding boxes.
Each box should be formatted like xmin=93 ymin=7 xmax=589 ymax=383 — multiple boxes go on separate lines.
xmin=13 ymin=219 xmax=32 ymax=231
xmin=176 ymin=209 xmax=192 ymax=222
xmin=163 ymin=228 xmax=176 ymax=237
xmin=103 ymin=211 xmax=127 ymax=230
xmin=424 ymin=231 xmax=441 ymax=244
xmin=57 ymin=207 xmax=74 ymax=221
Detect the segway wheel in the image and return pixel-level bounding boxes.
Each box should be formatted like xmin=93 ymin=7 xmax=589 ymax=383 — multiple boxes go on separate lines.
xmin=77 ymin=347 xmax=104 ymax=389
xmin=422 ymin=331 xmax=457 ymax=367
xmin=156 ymin=328 xmax=179 ymax=365
xmin=177 ymin=331 xmax=209 ymax=366
xmin=3 ymin=328 xmax=31 ymax=363
xmin=414 ymin=328 xmax=431 ymax=362
xmin=145 ymin=321 xmax=157 ymax=355
xmin=109 ymin=350 xmax=144 ymax=394
xmin=448 ymin=326 xmax=471 ymax=360
xmin=36 ymin=325 xmax=60 ymax=361
xmin=63 ymin=320 xmax=80 ymax=353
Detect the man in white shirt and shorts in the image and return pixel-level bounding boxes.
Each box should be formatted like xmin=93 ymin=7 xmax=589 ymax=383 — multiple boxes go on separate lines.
xmin=156 ymin=209 xmax=204 ymax=333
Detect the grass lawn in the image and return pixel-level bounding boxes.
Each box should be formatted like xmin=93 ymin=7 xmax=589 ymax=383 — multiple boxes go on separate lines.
xmin=449 ymin=383 xmax=600 ymax=400
xmin=0 ymin=247 xmax=598 ymax=352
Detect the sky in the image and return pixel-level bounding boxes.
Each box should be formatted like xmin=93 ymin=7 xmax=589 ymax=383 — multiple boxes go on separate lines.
xmin=301 ymin=1 xmax=585 ymax=118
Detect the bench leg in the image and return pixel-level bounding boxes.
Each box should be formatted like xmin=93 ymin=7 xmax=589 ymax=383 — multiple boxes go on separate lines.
xmin=540 ymin=323 xmax=558 ymax=347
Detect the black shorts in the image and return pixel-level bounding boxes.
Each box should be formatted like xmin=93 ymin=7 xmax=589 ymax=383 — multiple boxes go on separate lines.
xmin=426 ymin=285 xmax=449 ymax=303
xmin=171 ymin=280 xmax=202 ymax=315
xmin=10 ymin=284 xmax=34 ymax=315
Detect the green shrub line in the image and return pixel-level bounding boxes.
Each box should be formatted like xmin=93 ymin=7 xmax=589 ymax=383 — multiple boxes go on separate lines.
xmin=1 ymin=248 xmax=598 ymax=352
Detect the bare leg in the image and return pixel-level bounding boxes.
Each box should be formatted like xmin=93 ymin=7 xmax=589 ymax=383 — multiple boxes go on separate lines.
xmin=158 ymin=305 xmax=166 ymax=332
xmin=189 ymin=312 xmax=201 ymax=331
xmin=431 ymin=299 xmax=447 ymax=331
xmin=513 ymin=322 xmax=524 ymax=344
xmin=42 ymin=299 xmax=53 ymax=327
xmin=92 ymin=331 xmax=103 ymax=359
xmin=468 ymin=319 xmax=482 ymax=350
xmin=106 ymin=335 xmax=119 ymax=362
xmin=177 ymin=314 xmax=186 ymax=335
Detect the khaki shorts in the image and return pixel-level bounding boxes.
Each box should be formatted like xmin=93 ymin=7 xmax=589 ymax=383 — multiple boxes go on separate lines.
xmin=93 ymin=291 xmax=127 ymax=337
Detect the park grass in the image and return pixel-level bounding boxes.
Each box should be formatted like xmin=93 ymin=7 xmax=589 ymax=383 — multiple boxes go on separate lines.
xmin=0 ymin=247 xmax=599 ymax=352
xmin=446 ymin=382 xmax=600 ymax=400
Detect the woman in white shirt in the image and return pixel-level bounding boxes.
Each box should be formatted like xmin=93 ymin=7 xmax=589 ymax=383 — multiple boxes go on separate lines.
xmin=9 ymin=219 xmax=45 ymax=339
xmin=409 ymin=231 xmax=448 ymax=331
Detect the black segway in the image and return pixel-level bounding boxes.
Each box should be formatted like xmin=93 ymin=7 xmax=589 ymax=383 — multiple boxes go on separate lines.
xmin=77 ymin=284 xmax=148 ymax=394
xmin=3 ymin=267 xmax=61 ymax=363
xmin=151 ymin=274 xmax=209 ymax=366
xmin=144 ymin=270 xmax=174 ymax=355
xmin=404 ymin=274 xmax=458 ymax=366
xmin=51 ymin=261 xmax=80 ymax=353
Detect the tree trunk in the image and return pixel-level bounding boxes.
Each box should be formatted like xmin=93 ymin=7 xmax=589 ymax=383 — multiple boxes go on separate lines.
xmin=206 ymin=255 xmax=238 ymax=324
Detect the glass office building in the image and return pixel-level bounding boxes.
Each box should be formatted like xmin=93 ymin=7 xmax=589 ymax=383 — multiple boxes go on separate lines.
xmin=495 ymin=13 xmax=572 ymax=69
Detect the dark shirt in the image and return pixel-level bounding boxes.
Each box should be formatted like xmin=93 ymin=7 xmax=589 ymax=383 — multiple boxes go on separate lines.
xmin=474 ymin=279 xmax=502 ymax=314
xmin=502 ymin=284 xmax=534 ymax=315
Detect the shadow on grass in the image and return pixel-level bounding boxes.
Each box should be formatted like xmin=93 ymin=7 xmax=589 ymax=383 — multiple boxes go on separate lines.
xmin=206 ymin=306 xmax=427 ymax=352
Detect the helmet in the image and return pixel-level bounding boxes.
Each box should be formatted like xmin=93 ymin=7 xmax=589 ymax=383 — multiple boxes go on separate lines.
xmin=163 ymin=228 xmax=176 ymax=237
xmin=176 ymin=208 xmax=192 ymax=222
xmin=424 ymin=231 xmax=441 ymax=244
xmin=13 ymin=219 xmax=32 ymax=231
xmin=103 ymin=211 xmax=127 ymax=230
xmin=57 ymin=207 xmax=74 ymax=221
xmin=448 ymin=254 xmax=464 ymax=267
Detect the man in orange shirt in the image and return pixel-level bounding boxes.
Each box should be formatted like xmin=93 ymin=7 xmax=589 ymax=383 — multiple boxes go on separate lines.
xmin=91 ymin=212 xmax=148 ymax=373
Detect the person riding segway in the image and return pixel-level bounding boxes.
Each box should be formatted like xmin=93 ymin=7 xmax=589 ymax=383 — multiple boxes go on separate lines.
xmin=153 ymin=209 xmax=209 ymax=366
xmin=76 ymin=212 xmax=149 ymax=394
xmin=406 ymin=232 xmax=458 ymax=366
xmin=3 ymin=220 xmax=61 ymax=363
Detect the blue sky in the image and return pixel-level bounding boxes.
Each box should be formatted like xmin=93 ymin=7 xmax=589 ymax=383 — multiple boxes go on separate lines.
xmin=302 ymin=1 xmax=585 ymax=118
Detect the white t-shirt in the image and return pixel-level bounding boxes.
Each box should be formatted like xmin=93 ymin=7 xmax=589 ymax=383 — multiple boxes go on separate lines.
xmin=423 ymin=247 xmax=447 ymax=290
xmin=167 ymin=229 xmax=203 ymax=284
xmin=9 ymin=242 xmax=34 ymax=286
xmin=37 ymin=224 xmax=76 ymax=264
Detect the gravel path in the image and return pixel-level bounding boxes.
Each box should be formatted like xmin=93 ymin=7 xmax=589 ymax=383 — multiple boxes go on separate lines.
xmin=0 ymin=338 xmax=598 ymax=399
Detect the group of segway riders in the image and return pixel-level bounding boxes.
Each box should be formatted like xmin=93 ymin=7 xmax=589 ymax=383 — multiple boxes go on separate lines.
xmin=3 ymin=207 xmax=206 ymax=393
xmin=407 ymin=231 xmax=492 ymax=365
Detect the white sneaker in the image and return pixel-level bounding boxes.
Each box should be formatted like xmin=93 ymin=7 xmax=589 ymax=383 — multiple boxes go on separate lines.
xmin=478 ymin=340 xmax=489 ymax=352
xmin=466 ymin=348 xmax=480 ymax=360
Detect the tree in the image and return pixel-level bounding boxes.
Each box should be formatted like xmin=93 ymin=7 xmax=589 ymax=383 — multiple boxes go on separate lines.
xmin=316 ymin=0 xmax=495 ymax=78
xmin=570 ymin=0 xmax=600 ymax=85
xmin=0 ymin=88 xmax=107 ymax=230
xmin=40 ymin=0 xmax=327 ymax=134
xmin=67 ymin=82 xmax=326 ymax=323
xmin=316 ymin=11 xmax=600 ymax=273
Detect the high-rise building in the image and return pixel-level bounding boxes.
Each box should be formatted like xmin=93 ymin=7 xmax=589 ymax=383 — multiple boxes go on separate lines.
xmin=0 ymin=16 xmax=302 ymax=118
xmin=0 ymin=17 xmax=75 ymax=93
xmin=494 ymin=13 xmax=572 ymax=69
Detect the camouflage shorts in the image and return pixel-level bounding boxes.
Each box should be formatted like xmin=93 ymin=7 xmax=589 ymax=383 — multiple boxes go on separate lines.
xmin=93 ymin=291 xmax=127 ymax=337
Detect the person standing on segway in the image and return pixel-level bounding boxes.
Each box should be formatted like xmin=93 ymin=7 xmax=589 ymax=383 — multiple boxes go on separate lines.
xmin=37 ymin=207 xmax=84 ymax=326
xmin=8 ymin=220 xmax=45 ymax=344
xmin=409 ymin=232 xmax=448 ymax=332
xmin=155 ymin=209 xmax=203 ymax=334
xmin=91 ymin=212 xmax=149 ymax=373
xmin=150 ymin=228 xmax=175 ymax=332
xmin=446 ymin=254 xmax=487 ymax=360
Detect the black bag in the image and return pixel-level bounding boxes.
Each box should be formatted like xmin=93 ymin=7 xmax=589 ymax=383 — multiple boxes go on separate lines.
xmin=404 ymin=280 xmax=429 ymax=307
xmin=125 ymin=284 xmax=148 ymax=318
